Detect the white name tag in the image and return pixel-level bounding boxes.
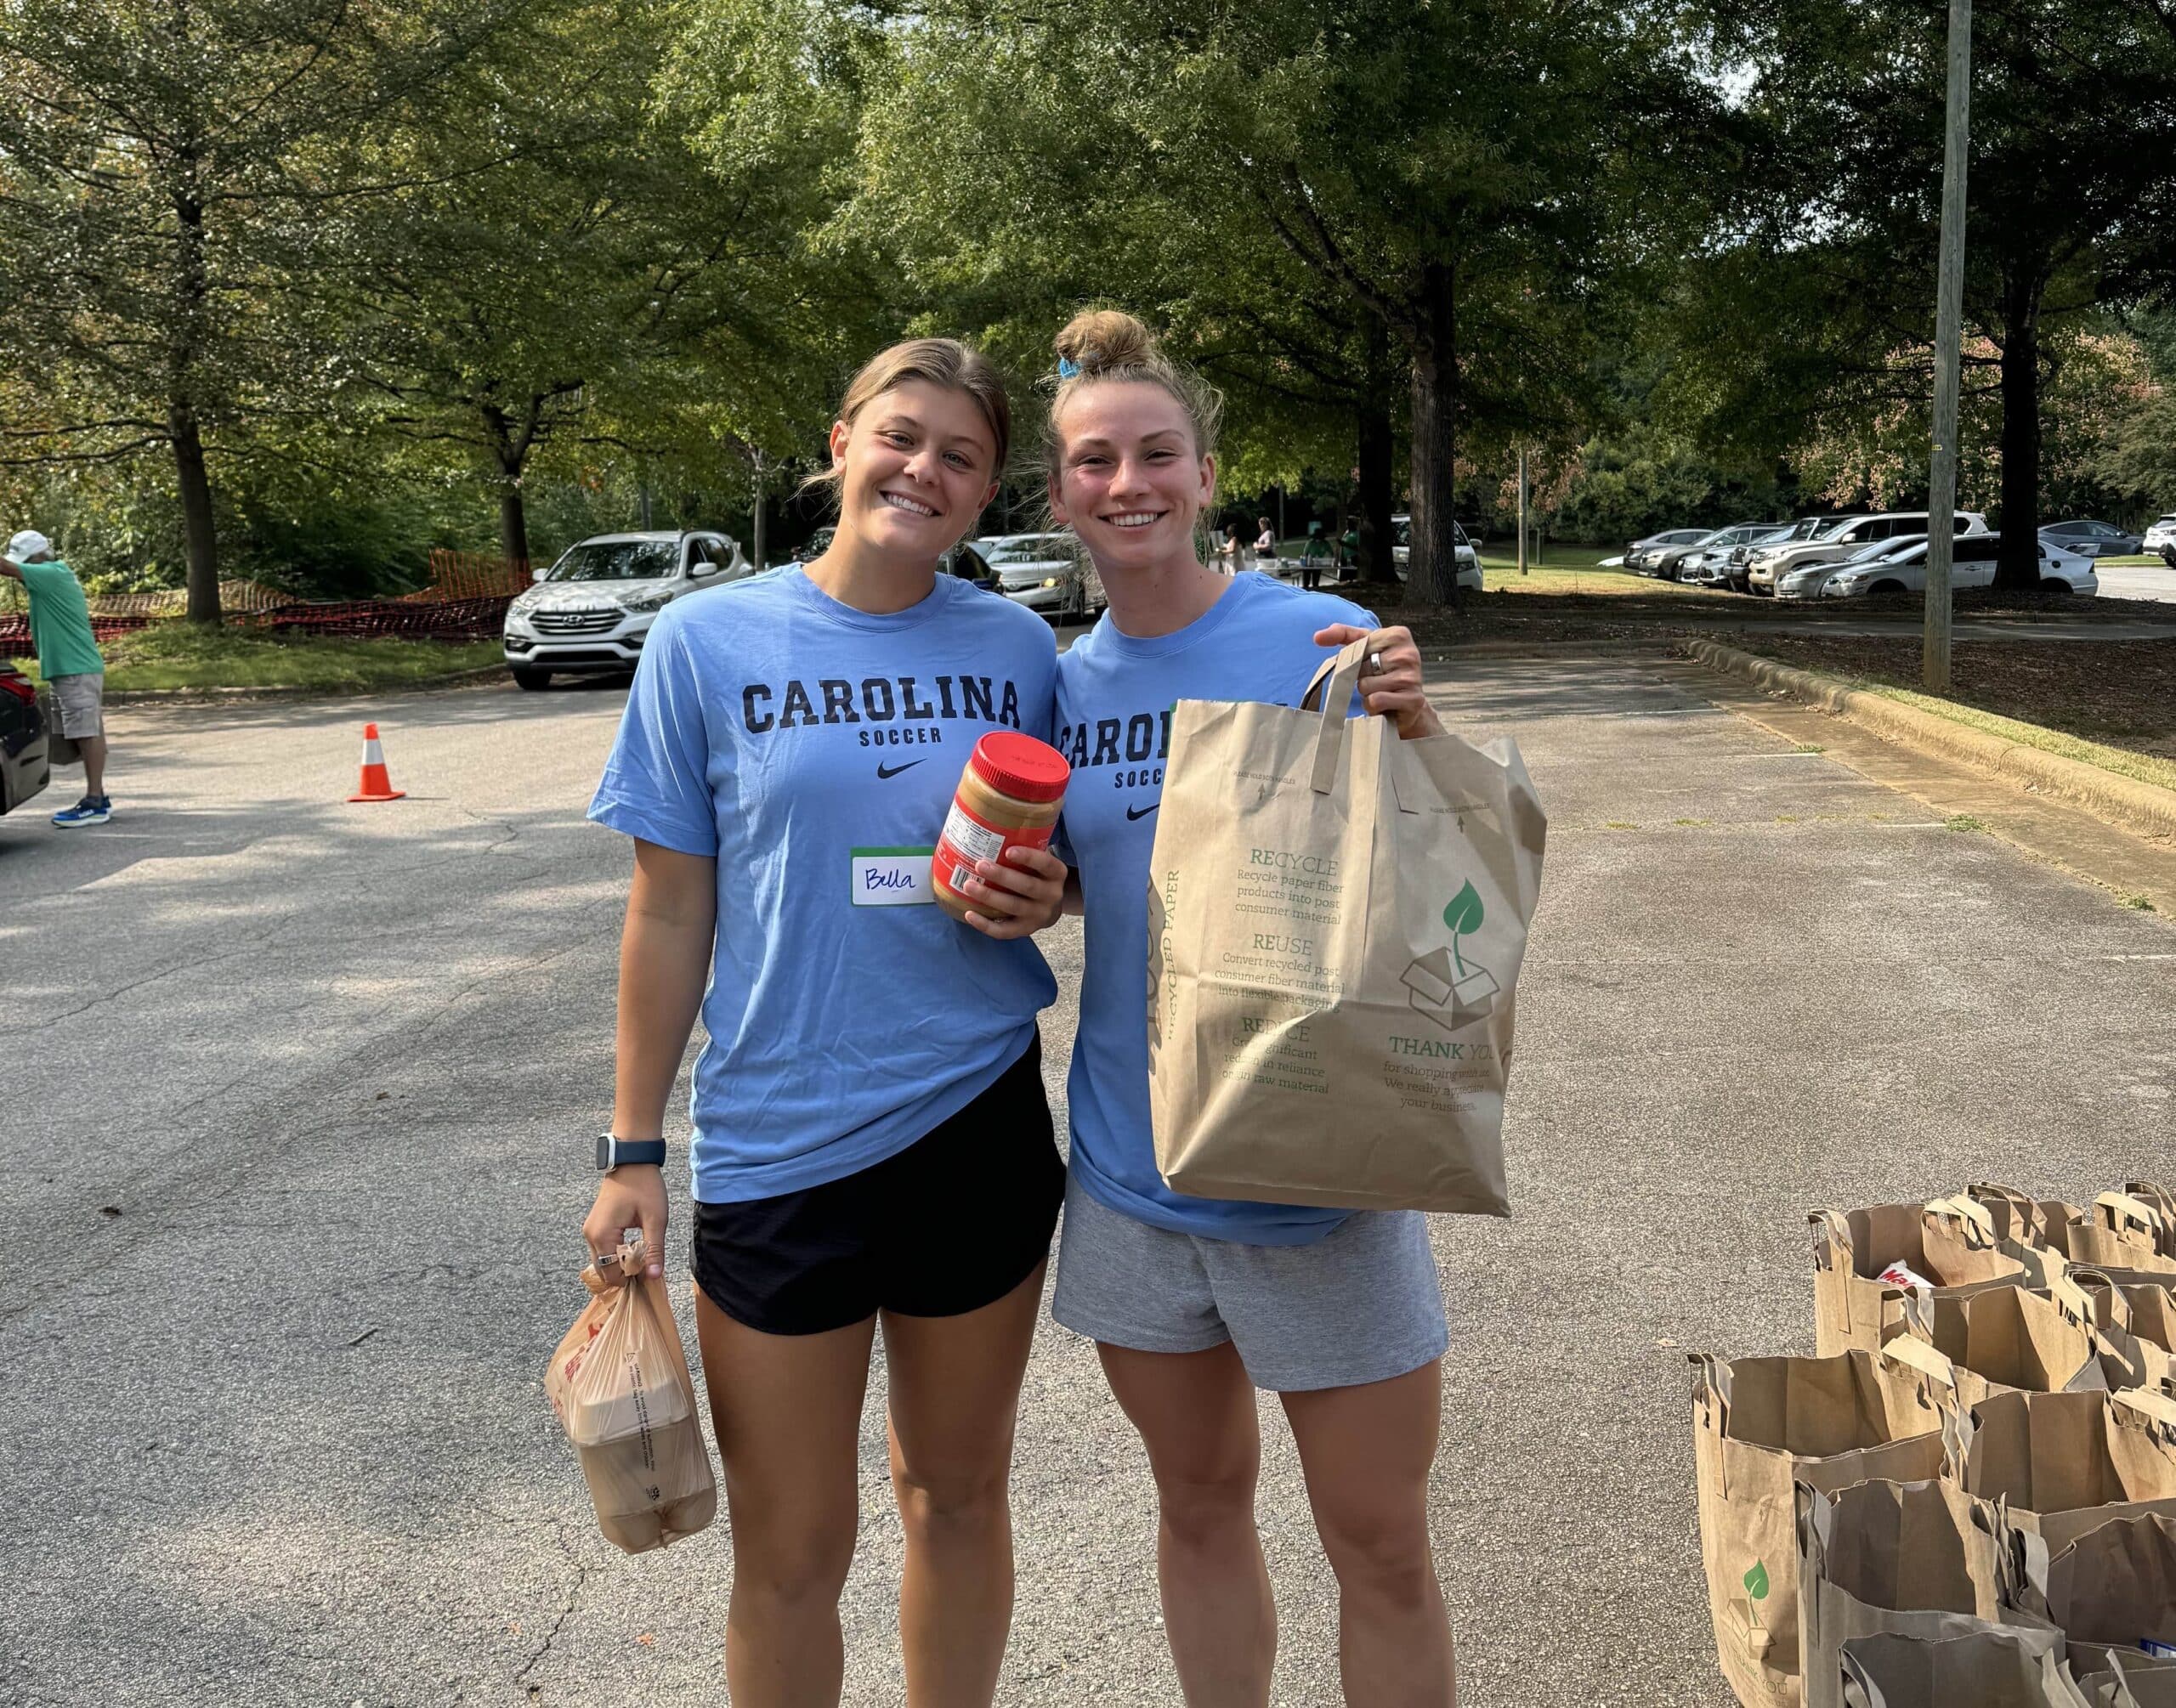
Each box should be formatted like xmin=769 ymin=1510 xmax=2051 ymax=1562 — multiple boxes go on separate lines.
xmin=851 ymin=846 xmax=935 ymax=907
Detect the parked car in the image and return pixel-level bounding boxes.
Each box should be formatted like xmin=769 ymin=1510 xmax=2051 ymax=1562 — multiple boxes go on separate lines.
xmin=502 ymin=529 xmax=751 ymax=688
xmin=1773 ymin=535 xmax=1925 ymax=601
xmin=1674 ymin=523 xmax=1796 ymax=586
xmin=1624 ymin=529 xmax=1711 ymax=574
xmin=2039 ymin=519 xmax=2143 ymax=560
xmin=978 ymin=533 xmax=1104 ymax=620
xmin=1719 ymin=516 xmax=1837 ymax=588
xmin=1390 ymin=515 xmax=1483 ymax=590
xmin=2142 ymin=514 xmax=2176 ymax=566
xmin=1821 ymin=533 xmax=2095 ymax=599
xmin=1746 ymin=512 xmax=1988 ymax=594
xmin=1653 ymin=522 xmax=1788 ymax=582
xmin=0 ymin=658 xmax=51 ymax=816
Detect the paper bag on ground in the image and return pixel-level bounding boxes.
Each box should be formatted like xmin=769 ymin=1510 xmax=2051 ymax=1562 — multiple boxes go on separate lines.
xmin=2071 ymin=1270 xmax=2176 ymax=1392
xmin=545 ymin=1236 xmax=717 ymax=1554
xmin=1946 ymin=1388 xmax=2176 ymax=1553
xmin=1839 ymin=1631 xmax=2090 ymax=1708
xmin=1812 ymin=1204 xmax=2029 ymax=1357
xmin=1971 ymin=1183 xmax=2089 ymax=1258
xmin=2009 ymin=1513 xmax=2176 ymax=1676
xmin=2078 ymin=1651 xmax=2176 ymax=1707
xmin=2071 ymin=1196 xmax=2176 ymax=1278
xmin=1145 ymin=639 xmax=1545 ymax=1213
xmin=1798 ymin=1479 xmax=2062 ymax=1708
xmin=1899 ymin=1275 xmax=2107 ymax=1398
xmin=1692 ymin=1350 xmax=1949 ymax=1708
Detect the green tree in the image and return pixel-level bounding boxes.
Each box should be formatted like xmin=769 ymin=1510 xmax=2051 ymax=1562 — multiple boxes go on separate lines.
xmin=0 ymin=0 xmax=526 ymax=621
xmin=835 ymin=0 xmax=1708 ymax=608
xmin=1714 ymin=0 xmax=2176 ymax=585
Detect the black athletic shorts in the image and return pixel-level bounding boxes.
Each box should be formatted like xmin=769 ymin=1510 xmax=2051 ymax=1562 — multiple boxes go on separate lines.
xmin=689 ymin=1034 xmax=1063 ymax=1336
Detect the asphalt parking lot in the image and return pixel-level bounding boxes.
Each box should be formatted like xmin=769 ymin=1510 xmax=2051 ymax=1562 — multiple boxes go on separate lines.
xmin=3 ymin=654 xmax=2172 ymax=1706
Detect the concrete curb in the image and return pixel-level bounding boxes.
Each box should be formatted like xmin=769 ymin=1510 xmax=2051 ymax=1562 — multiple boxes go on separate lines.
xmin=102 ymin=663 xmax=507 ymax=707
xmin=1680 ymin=637 xmax=2176 ymax=841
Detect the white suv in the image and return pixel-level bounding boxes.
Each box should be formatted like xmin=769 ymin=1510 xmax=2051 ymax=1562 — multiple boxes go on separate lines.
xmin=1746 ymin=512 xmax=1989 ymax=594
xmin=1821 ymin=532 xmax=2096 ymax=599
xmin=502 ymin=530 xmax=750 ymax=688
xmin=2144 ymin=514 xmax=2176 ymax=566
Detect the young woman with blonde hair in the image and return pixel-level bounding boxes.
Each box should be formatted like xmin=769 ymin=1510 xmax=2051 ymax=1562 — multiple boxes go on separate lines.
xmin=584 ymin=338 xmax=1071 ymax=1707
xmin=1046 ymin=309 xmax=1459 ymax=1706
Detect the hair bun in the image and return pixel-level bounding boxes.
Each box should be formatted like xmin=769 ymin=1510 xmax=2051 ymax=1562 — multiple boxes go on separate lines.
xmin=1055 ymin=308 xmax=1155 ymax=376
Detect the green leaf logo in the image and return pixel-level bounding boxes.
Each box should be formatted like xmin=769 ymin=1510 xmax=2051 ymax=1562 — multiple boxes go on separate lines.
xmin=1743 ymin=1561 xmax=1770 ymax=1601
xmin=1443 ymin=880 xmax=1484 ymax=937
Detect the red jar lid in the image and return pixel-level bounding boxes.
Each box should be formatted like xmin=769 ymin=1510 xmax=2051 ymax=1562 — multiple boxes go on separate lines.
xmin=968 ymin=731 xmax=1070 ymax=803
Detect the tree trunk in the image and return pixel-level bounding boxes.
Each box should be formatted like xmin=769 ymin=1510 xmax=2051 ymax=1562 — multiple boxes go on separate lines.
xmin=1404 ymin=260 xmax=1459 ymax=611
xmin=170 ymin=159 xmax=220 ymax=624
xmin=1356 ymin=370 xmax=1397 ymax=586
xmin=171 ymin=396 xmax=221 ymax=625
xmin=498 ymin=481 xmax=530 ymax=571
xmin=1993 ymin=266 xmax=2043 ymax=591
xmin=482 ymin=403 xmax=532 ymax=570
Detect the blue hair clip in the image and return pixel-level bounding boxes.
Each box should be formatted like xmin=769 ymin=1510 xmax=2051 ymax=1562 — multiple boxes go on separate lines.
xmin=1057 ymin=357 xmax=1080 ymax=380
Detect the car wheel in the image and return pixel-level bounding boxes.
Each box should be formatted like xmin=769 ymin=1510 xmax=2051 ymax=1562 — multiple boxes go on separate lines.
xmin=2037 ymin=579 xmax=2071 ymax=596
xmin=1869 ymin=580 xmax=1907 ymax=597
xmin=511 ymin=667 xmax=553 ymax=690
xmin=2162 ymin=550 xmax=2176 ymax=568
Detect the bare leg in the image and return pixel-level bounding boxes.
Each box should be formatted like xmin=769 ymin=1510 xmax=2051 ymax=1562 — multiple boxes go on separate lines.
xmin=695 ymin=1292 xmax=876 ymax=1708
xmin=1280 ymin=1360 xmax=1455 ymax=1706
xmin=881 ymin=1262 xmax=1046 ymax=1707
xmin=79 ymin=733 xmax=107 ymax=797
xmin=1098 ymin=1340 xmax=1275 ymax=1707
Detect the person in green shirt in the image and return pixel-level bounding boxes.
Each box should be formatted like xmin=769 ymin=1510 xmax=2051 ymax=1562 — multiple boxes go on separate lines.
xmin=1 ymin=529 xmax=111 ymax=825
xmin=1300 ymin=519 xmax=1332 ymax=591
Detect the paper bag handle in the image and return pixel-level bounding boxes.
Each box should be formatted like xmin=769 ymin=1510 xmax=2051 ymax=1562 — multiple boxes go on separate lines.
xmin=1299 ymin=638 xmax=1373 ymax=796
xmin=1926 ymin=1193 xmax=1999 ymax=1250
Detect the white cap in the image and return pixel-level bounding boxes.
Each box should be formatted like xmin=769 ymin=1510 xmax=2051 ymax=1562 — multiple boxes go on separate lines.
xmin=8 ymin=529 xmax=51 ymax=559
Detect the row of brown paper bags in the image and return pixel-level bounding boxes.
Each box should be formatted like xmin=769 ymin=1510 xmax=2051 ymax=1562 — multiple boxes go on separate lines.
xmin=1696 ymin=1183 xmax=2176 ymax=1708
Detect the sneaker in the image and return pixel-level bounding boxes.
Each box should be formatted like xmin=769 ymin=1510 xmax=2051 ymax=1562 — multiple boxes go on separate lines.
xmin=52 ymin=795 xmax=111 ymax=828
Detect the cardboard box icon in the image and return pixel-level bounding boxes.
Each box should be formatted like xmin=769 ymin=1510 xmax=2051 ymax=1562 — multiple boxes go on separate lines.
xmin=1401 ymin=947 xmax=1497 ymax=1032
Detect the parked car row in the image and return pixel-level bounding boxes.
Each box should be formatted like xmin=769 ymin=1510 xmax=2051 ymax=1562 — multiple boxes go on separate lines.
xmin=1624 ymin=510 xmax=2105 ymax=600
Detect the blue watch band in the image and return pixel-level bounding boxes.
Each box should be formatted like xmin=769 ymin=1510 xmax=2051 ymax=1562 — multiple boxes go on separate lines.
xmin=596 ymin=1134 xmax=666 ymax=1171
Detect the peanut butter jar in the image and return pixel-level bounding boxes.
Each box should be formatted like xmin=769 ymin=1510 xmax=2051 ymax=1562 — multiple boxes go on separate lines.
xmin=931 ymin=731 xmax=1071 ymax=924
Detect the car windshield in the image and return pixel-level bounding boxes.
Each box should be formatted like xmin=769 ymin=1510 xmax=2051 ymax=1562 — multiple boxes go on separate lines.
xmin=981 ymin=537 xmax=1071 ymax=565
xmin=545 ymin=540 xmax=679 ymax=581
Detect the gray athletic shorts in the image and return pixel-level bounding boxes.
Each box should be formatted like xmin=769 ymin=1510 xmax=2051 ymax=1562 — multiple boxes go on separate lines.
xmin=49 ymin=671 xmax=104 ymax=738
xmin=1051 ymin=1173 xmax=1449 ymax=1392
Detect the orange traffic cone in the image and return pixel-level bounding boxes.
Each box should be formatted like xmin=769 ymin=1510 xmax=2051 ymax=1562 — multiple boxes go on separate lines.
xmin=347 ymin=722 xmax=406 ymax=802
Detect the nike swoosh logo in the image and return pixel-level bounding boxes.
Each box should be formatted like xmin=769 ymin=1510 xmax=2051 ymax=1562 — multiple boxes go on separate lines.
xmin=1125 ymin=802 xmax=1159 ymax=821
xmin=876 ymin=760 xmax=927 ymax=780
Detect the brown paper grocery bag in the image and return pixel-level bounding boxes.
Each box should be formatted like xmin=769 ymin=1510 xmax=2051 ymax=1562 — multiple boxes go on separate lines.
xmin=1692 ymin=1351 xmax=1948 ymax=1708
xmin=2078 ymin=1650 xmax=2176 ymax=1707
xmin=2072 ymin=1196 xmax=2176 ymax=1277
xmin=2070 ymin=1270 xmax=2176 ymax=1393
xmin=1899 ymin=1276 xmax=2108 ymax=1398
xmin=2009 ymin=1513 xmax=2176 ymax=1676
xmin=1970 ymin=1183 xmax=2089 ymax=1259
xmin=1945 ymin=1388 xmax=2176 ymax=1553
xmin=1798 ymin=1479 xmax=2062 ymax=1708
xmin=1839 ymin=1631 xmax=2090 ymax=1708
xmin=1812 ymin=1203 xmax=2028 ymax=1357
xmin=1145 ymin=638 xmax=1544 ymax=1213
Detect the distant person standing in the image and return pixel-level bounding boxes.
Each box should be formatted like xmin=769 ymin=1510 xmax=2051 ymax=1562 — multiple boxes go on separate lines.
xmin=1300 ymin=521 xmax=1331 ymax=591
xmin=1253 ymin=515 xmax=1278 ymax=569
xmin=0 ymin=530 xmax=110 ymax=826
xmin=1339 ymin=524 xmax=1363 ymax=583
xmin=1221 ymin=520 xmax=1251 ymax=574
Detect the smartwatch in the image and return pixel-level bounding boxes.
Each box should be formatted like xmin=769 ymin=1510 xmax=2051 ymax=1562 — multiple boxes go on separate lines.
xmin=596 ymin=1134 xmax=666 ymax=1172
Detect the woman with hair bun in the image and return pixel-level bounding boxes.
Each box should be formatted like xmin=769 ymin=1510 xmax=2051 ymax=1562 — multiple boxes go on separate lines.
xmin=583 ymin=338 xmax=1071 ymax=1706
xmin=1044 ymin=308 xmax=1460 ymax=1705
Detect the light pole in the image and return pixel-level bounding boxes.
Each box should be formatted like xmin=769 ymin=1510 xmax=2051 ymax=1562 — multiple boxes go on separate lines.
xmin=1924 ymin=0 xmax=1972 ymax=693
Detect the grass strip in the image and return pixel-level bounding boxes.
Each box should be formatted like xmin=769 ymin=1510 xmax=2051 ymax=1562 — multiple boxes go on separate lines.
xmin=1851 ymin=682 xmax=2176 ymax=795
xmin=26 ymin=625 xmax=503 ymax=693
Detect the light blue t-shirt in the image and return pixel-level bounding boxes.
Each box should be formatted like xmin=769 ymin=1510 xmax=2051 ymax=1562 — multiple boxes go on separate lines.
xmin=1055 ymin=572 xmax=1378 ymax=1245
xmin=588 ymin=565 xmax=1061 ymax=1204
